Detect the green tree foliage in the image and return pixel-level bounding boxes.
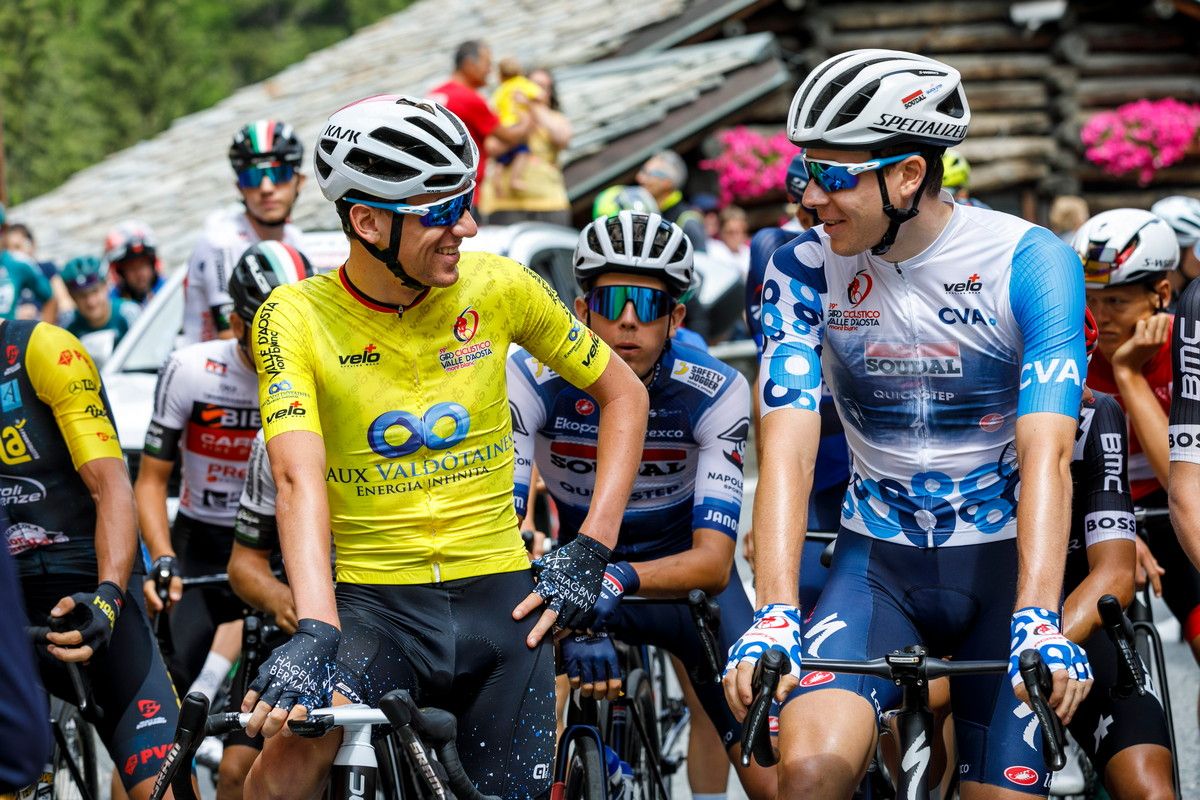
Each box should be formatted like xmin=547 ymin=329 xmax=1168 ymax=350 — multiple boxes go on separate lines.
xmin=0 ymin=0 xmax=413 ymax=203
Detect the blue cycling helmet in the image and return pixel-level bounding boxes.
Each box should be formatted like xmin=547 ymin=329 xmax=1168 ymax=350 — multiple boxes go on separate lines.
xmin=785 ymin=153 xmax=808 ymax=202
xmin=61 ymin=256 xmax=107 ymax=292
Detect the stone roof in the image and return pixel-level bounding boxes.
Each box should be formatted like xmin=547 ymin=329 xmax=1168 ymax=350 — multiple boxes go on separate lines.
xmin=10 ymin=0 xmax=694 ymax=265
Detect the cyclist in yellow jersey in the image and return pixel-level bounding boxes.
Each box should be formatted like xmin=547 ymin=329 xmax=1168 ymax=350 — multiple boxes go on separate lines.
xmin=242 ymin=95 xmax=648 ymax=800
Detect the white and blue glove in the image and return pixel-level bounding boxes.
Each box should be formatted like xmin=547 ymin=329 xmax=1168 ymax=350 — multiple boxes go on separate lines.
xmin=723 ymin=603 xmax=805 ymax=681
xmin=588 ymin=561 xmax=640 ymax=630
xmin=1009 ymin=607 xmax=1092 ymax=687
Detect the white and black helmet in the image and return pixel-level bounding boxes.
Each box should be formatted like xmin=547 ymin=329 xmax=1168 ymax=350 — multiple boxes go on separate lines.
xmin=574 ymin=211 xmax=694 ymax=298
xmin=788 ymin=49 xmax=970 ymax=150
xmin=1150 ymin=195 xmax=1200 ymax=249
xmin=314 ymin=94 xmax=478 ymax=202
xmin=1073 ymin=208 xmax=1180 ymax=289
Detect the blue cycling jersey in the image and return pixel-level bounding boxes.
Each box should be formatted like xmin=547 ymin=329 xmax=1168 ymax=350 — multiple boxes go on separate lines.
xmin=759 ymin=195 xmax=1085 ymax=547
xmin=508 ymin=341 xmax=749 ymax=561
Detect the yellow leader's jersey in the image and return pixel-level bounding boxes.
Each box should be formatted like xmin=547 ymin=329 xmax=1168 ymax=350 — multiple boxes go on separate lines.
xmin=253 ymin=253 xmax=611 ymax=584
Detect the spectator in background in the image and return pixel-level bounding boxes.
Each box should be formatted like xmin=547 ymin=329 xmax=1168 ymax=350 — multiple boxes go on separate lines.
xmin=636 ymin=150 xmax=706 ymax=252
xmin=60 ymin=256 xmax=139 ymax=368
xmin=490 ymin=58 xmax=541 ymax=193
xmin=1 ymin=224 xmax=68 ymax=321
xmin=694 ymin=193 xmax=721 ymax=239
xmin=706 ymin=205 xmax=751 ymax=279
xmin=104 ymin=220 xmax=165 ymax=307
xmin=485 ymin=67 xmax=573 ymax=226
xmin=1151 ymin=195 xmax=1200 ymax=289
xmin=0 ymin=224 xmax=58 ymax=324
xmin=1050 ymin=194 xmax=1090 ymax=244
xmin=430 ymin=41 xmax=534 ymax=211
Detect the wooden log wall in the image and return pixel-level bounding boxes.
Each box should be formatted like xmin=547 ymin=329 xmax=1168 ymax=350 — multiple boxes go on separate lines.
xmin=716 ymin=0 xmax=1200 ymax=220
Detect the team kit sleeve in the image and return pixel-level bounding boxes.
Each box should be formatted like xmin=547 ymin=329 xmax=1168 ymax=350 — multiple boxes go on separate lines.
xmin=1009 ymin=227 xmax=1086 ymax=417
xmin=510 ymin=262 xmax=612 ymax=389
xmin=1170 ymin=278 xmax=1200 ymax=463
xmin=756 ymin=230 xmax=830 ymax=417
xmin=143 ymin=350 xmax=191 ymax=460
xmin=234 ymin=430 xmax=279 ymax=550
xmin=15 ymin=257 xmax=52 ymax=305
xmin=1079 ymin=394 xmax=1137 ymax=547
xmin=690 ymin=371 xmax=751 ymax=539
xmin=506 ymin=350 xmax=548 ymax=521
xmin=190 ymin=238 xmax=235 ymax=335
xmin=25 ymin=324 xmax=123 ymax=468
xmin=252 ymin=289 xmax=322 ymax=441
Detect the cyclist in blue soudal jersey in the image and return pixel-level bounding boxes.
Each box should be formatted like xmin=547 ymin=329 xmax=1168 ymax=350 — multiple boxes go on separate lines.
xmin=508 ymin=211 xmax=775 ymax=799
xmin=721 ymin=49 xmax=1091 ymax=799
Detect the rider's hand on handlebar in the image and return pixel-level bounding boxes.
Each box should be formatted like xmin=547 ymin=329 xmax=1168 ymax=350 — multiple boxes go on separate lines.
xmin=514 ymin=533 xmax=612 ymax=648
xmin=562 ymin=632 xmax=623 ymax=700
xmin=1134 ymin=536 xmax=1164 ymax=597
xmin=47 ymin=582 xmax=124 ymax=663
xmin=143 ymin=554 xmax=182 ymax=613
xmin=721 ymin=603 xmax=804 ymax=720
xmin=243 ymin=618 xmax=340 ymax=738
xmin=1010 ymin=607 xmax=1093 ymax=724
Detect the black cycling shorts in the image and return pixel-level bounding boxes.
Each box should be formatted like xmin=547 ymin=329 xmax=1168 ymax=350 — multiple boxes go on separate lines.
xmin=164 ymin=513 xmax=244 ymax=690
xmin=1068 ymin=627 xmax=1172 ymax=776
xmin=334 ymin=569 xmax=554 ymax=800
xmin=22 ymin=570 xmax=180 ymax=791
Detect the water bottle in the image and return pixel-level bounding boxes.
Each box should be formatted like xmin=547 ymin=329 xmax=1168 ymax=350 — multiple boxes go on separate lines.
xmin=603 ymin=745 xmax=634 ymax=800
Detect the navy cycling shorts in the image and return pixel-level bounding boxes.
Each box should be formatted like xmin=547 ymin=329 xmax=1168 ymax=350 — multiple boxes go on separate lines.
xmin=607 ymin=562 xmax=754 ymax=750
xmin=333 ymin=570 xmax=554 ymax=800
xmin=787 ymin=530 xmax=1051 ymax=795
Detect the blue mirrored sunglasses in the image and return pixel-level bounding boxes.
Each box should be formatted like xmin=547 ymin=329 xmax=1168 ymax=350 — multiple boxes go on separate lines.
xmin=803 ymin=152 xmax=920 ymax=193
xmin=345 ymin=185 xmax=474 ymax=228
xmin=586 ymin=285 xmax=674 ymax=323
xmin=236 ymin=163 xmax=297 ymax=189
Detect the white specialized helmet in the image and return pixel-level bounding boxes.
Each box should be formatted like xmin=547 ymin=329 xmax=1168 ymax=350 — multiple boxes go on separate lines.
xmin=788 ymin=49 xmax=971 ymax=150
xmin=574 ymin=211 xmax=694 ymax=298
xmin=1150 ymin=195 xmax=1200 ymax=248
xmin=1073 ymin=208 xmax=1180 ymax=289
xmin=314 ymin=94 xmax=478 ymax=202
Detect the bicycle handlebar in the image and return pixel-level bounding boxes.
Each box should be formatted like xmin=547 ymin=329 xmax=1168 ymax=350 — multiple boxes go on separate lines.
xmin=1098 ymin=593 xmax=1147 ymax=699
xmin=621 ymin=590 xmax=722 ymax=683
xmin=149 ymin=692 xmax=210 ymax=800
xmin=27 ymin=617 xmax=103 ymax=720
xmin=739 ymin=648 xmax=1067 ymax=772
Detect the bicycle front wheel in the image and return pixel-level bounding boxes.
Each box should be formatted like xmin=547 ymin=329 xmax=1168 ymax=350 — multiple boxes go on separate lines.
xmin=563 ymin=735 xmax=606 ymax=800
xmin=50 ymin=698 xmax=99 ymax=800
xmin=621 ymin=669 xmax=661 ymax=800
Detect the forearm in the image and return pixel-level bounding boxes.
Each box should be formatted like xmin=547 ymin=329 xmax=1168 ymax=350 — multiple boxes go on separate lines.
xmin=1061 ymin=568 xmax=1130 ymax=644
xmin=627 ymin=545 xmax=731 ymax=597
xmin=753 ymin=465 xmax=809 ymax=605
xmin=1015 ymin=438 xmax=1074 ymax=611
xmin=1169 ymin=461 xmax=1200 ymax=569
xmin=229 ymin=551 xmax=290 ymax=614
xmin=275 ymin=472 xmax=336 ymax=626
xmin=134 ymin=475 xmax=173 ymax=558
xmin=93 ymin=468 xmax=138 ymax=588
xmin=1114 ymin=367 xmax=1169 ymax=487
xmin=579 ymin=391 xmax=648 ymax=550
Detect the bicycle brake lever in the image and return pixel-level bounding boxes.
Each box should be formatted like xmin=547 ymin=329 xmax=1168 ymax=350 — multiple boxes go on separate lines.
xmin=1018 ymin=649 xmax=1066 ymax=772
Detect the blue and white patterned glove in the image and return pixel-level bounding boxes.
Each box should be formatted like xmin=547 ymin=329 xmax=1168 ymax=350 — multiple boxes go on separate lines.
xmin=723 ymin=603 xmax=805 ymax=681
xmin=589 ymin=561 xmax=640 ymax=630
xmin=1009 ymin=607 xmax=1092 ymax=688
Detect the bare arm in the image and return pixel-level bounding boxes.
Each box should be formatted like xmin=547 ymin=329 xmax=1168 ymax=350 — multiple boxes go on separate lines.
xmin=266 ymin=430 xmax=336 ymax=626
xmin=1014 ymin=412 xmax=1077 ymax=610
xmin=485 ymin=113 xmax=535 ymax=153
xmin=573 ymin=355 xmax=648 ymax=550
xmin=532 ymin=105 xmax=572 ymax=150
xmin=80 ymin=457 xmax=138 ymax=589
xmin=627 ymin=530 xmax=733 ymax=597
xmin=228 ymin=543 xmax=297 ymax=634
xmin=1170 ymin=460 xmax=1200 ymax=570
xmin=753 ymin=409 xmax=821 ymax=605
xmin=134 ymin=454 xmax=175 ymax=562
xmin=1060 ymin=539 xmax=1135 ymax=644
xmin=1113 ymin=367 xmax=1170 ymax=488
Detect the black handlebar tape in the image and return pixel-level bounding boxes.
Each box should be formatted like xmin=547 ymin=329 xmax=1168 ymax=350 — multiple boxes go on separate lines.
xmin=740 ymin=649 xmax=785 ymax=767
xmin=1018 ymin=650 xmax=1066 ymax=772
xmin=206 ymin=712 xmax=248 ymax=737
xmin=688 ymin=590 xmax=722 ymax=683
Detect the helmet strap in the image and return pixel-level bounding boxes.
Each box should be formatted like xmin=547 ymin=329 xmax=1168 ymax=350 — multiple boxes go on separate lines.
xmin=870 ymin=155 xmax=933 ymax=257
xmin=347 ymin=210 xmax=426 ymax=291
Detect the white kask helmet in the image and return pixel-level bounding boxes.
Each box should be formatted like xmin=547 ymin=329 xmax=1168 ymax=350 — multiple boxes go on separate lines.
xmin=574 ymin=211 xmax=694 ymax=298
xmin=314 ymin=94 xmax=478 ymax=202
xmin=1150 ymin=195 xmax=1200 ymax=249
xmin=788 ymin=49 xmax=971 ymax=150
xmin=1073 ymin=208 xmax=1180 ymax=289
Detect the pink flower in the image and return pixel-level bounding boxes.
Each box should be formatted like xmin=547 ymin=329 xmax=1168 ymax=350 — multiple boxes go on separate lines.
xmin=700 ymin=126 xmax=802 ymax=205
xmin=1081 ymin=98 xmax=1200 ymax=186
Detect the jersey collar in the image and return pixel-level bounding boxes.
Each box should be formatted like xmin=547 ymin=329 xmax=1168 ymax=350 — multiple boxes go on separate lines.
xmin=338 ymin=265 xmax=429 ymax=316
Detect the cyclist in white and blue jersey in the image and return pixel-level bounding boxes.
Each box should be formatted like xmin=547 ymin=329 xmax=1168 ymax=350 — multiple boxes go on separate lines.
xmin=721 ymin=49 xmax=1092 ymax=798
xmin=508 ymin=211 xmax=775 ymax=799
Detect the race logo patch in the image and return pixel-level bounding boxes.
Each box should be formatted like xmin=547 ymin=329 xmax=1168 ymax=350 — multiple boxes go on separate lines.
xmin=670 ymin=360 xmax=727 ymax=397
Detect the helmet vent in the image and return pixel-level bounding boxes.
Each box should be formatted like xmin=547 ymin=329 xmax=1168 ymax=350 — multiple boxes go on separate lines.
xmin=833 ymin=79 xmax=878 ymax=130
xmin=368 ymin=127 xmax=451 ymax=168
xmin=314 ymin=152 xmax=333 ymax=180
xmin=343 ymin=147 xmax=419 ymax=183
xmin=936 ymin=90 xmax=966 ymax=120
xmin=649 ymin=222 xmax=672 ymax=259
xmin=604 ymin=216 xmax=628 ymax=255
xmin=805 ymin=57 xmax=892 ymax=129
xmin=319 ymin=139 xmax=338 ymax=155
